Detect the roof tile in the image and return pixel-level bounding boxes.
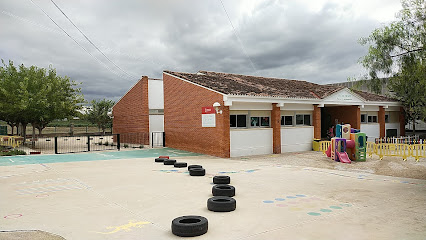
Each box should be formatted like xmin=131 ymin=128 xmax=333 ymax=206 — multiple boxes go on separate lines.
xmin=164 ymin=70 xmax=397 ymax=102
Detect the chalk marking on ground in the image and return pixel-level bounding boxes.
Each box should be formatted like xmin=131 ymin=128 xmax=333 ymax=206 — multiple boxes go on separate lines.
xmin=93 ymin=220 xmax=151 ymax=234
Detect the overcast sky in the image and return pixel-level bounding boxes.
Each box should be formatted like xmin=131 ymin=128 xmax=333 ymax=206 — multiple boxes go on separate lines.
xmin=0 ymin=0 xmax=402 ymax=102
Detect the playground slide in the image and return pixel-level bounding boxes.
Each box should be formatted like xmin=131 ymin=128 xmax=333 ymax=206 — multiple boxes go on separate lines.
xmin=336 ymin=152 xmax=351 ymax=163
xmin=326 ymin=145 xmax=331 ymax=157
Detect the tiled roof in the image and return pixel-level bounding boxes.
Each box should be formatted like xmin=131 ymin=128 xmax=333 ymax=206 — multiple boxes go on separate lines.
xmin=352 ymin=90 xmax=397 ymax=102
xmin=164 ymin=70 xmax=398 ymax=102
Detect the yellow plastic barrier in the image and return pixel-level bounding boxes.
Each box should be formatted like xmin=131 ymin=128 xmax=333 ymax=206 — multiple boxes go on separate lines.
xmin=376 ymin=143 xmax=411 ymax=161
xmin=366 ymin=142 xmax=376 ymax=158
xmin=411 ymin=144 xmax=426 ymax=162
xmin=0 ymin=136 xmax=23 ymax=148
xmin=319 ymin=141 xmax=331 ymax=155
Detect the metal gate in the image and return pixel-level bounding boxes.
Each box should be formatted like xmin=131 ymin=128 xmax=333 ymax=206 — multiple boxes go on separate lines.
xmin=152 ymin=132 xmax=165 ymax=148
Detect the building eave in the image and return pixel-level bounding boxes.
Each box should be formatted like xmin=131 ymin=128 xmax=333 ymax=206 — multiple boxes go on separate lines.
xmin=163 ymin=71 xmax=226 ymax=96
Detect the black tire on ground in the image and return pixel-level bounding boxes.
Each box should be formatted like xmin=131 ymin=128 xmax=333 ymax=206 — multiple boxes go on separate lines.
xmin=212 ymin=184 xmax=235 ymax=197
xmin=213 ymin=175 xmax=230 ymax=184
xmin=207 ymin=196 xmax=236 ymax=212
xmin=171 ymin=215 xmax=208 ymax=237
xmin=155 ymin=158 xmax=166 ymax=163
xmin=174 ymin=162 xmax=187 ymax=168
xmin=164 ymin=159 xmax=177 ymax=165
xmin=188 ymin=165 xmax=202 ymax=170
xmin=189 ymin=168 xmax=205 ymax=176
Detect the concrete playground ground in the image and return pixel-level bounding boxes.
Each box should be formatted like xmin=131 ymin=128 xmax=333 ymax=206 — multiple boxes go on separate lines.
xmin=1 ymin=149 xmax=425 ymax=239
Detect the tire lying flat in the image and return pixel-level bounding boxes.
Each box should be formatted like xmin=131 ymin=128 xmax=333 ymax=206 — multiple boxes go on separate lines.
xmin=174 ymin=162 xmax=187 ymax=168
xmin=155 ymin=158 xmax=166 ymax=163
xmin=212 ymin=184 xmax=235 ymax=197
xmin=164 ymin=159 xmax=177 ymax=165
xmin=213 ymin=175 xmax=230 ymax=184
xmin=171 ymin=216 xmax=208 ymax=237
xmin=207 ymin=196 xmax=236 ymax=212
xmin=189 ymin=168 xmax=205 ymax=176
xmin=188 ymin=165 xmax=202 ymax=170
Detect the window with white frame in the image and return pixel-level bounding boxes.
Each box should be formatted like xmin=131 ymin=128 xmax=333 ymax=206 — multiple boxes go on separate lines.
xmin=250 ymin=116 xmax=270 ymax=127
xmin=260 ymin=117 xmax=270 ymax=127
xmin=368 ymin=115 xmax=378 ymax=123
xmin=281 ymin=115 xmax=293 ymax=126
xmin=250 ymin=117 xmax=260 ymax=127
xmin=230 ymin=115 xmax=247 ymax=128
xmin=295 ymin=114 xmax=311 ymax=126
xmin=361 ymin=114 xmax=367 ymax=123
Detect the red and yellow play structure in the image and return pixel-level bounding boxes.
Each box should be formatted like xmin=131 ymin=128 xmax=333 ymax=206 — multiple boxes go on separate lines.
xmin=325 ymin=124 xmax=367 ymax=163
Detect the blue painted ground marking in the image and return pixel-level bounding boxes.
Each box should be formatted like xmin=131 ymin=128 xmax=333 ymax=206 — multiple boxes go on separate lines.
xmin=263 ymin=200 xmax=274 ymax=203
xmin=307 ymin=212 xmax=321 ymax=216
xmin=0 ymin=148 xmax=200 ymax=166
xmin=275 ymin=198 xmax=285 ymax=201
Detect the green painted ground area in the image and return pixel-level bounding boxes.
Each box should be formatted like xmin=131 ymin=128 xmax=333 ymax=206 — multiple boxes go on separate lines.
xmin=0 ymin=148 xmax=200 ymax=166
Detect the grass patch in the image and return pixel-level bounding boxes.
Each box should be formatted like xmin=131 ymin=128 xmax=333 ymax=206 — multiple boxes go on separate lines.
xmin=0 ymin=149 xmax=27 ymax=156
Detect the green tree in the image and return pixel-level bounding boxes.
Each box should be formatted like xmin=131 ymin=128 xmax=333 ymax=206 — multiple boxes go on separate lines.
xmin=359 ymin=0 xmax=425 ymax=133
xmin=87 ymin=99 xmax=115 ymax=135
xmin=0 ymin=60 xmax=84 ymax=138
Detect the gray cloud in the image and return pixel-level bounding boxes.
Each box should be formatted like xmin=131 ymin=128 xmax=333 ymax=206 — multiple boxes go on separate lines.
xmin=0 ymin=0 xmax=401 ymax=102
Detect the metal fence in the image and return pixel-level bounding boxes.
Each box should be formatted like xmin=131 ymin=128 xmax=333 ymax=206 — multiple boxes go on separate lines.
xmin=119 ymin=132 xmax=149 ymax=149
xmin=13 ymin=132 xmax=162 ymax=154
xmin=26 ymin=134 xmax=118 ymax=154
xmin=152 ymin=132 xmax=165 ymax=148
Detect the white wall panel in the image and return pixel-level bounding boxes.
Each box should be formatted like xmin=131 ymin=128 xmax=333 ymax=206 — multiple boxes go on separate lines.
xmin=229 ymin=102 xmax=272 ymax=110
xmin=281 ymin=127 xmax=313 ymax=152
xmin=360 ymin=124 xmax=380 ymax=141
xmin=149 ymin=115 xmax=164 ymax=146
xmin=230 ymin=129 xmax=273 ymax=157
xmin=148 ymin=80 xmax=164 ymax=109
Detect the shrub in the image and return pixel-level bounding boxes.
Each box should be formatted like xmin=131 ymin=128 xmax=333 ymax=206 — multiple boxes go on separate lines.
xmin=0 ymin=149 xmax=27 ymax=156
xmin=124 ymin=144 xmax=129 ymax=148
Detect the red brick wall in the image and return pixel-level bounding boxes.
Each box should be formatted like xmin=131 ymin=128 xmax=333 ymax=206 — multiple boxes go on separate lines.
xmin=355 ymin=107 xmax=361 ymax=129
xmin=324 ymin=106 xmax=360 ymax=129
xmin=313 ymin=105 xmax=321 ymax=139
xmin=378 ymin=106 xmax=385 ymax=138
xmin=163 ymin=73 xmax=230 ymax=158
xmin=271 ymin=104 xmax=281 ymax=154
xmin=112 ymin=76 xmax=149 ymax=144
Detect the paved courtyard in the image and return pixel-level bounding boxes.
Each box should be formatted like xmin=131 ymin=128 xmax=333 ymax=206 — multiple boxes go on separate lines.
xmin=1 ymin=150 xmax=425 ymax=239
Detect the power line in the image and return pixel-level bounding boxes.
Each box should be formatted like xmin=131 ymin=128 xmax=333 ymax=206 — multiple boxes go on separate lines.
xmin=219 ymin=0 xmax=256 ymax=72
xmin=1 ymin=10 xmax=62 ymax=34
xmin=3 ymin=9 xmax=189 ymax=76
xmin=28 ymin=0 xmax=133 ymax=80
xmin=50 ymin=0 xmax=137 ymax=79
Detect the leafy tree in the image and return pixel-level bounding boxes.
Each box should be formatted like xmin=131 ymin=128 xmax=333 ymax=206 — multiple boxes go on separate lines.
xmin=86 ymin=99 xmax=114 ymax=135
xmin=359 ymin=0 xmax=425 ymax=133
xmin=0 ymin=60 xmax=84 ymax=138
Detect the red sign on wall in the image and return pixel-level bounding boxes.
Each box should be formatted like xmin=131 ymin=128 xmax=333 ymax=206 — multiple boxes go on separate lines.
xmin=202 ymin=107 xmax=215 ymax=114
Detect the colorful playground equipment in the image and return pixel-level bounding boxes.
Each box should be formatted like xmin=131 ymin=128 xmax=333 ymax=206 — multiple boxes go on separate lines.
xmin=325 ymin=124 xmax=367 ymax=163
xmin=320 ymin=133 xmax=425 ymax=162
